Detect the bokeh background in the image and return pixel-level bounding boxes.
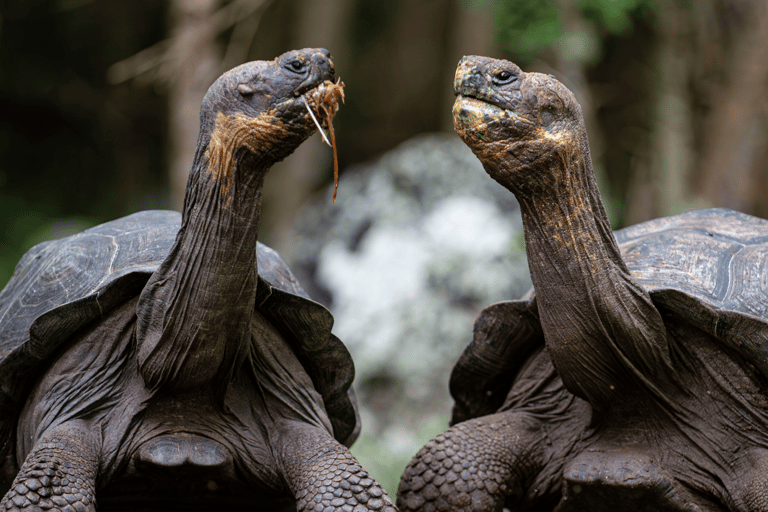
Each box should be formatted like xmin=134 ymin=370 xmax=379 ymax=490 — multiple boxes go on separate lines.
xmin=1 ymin=0 xmax=767 ymax=499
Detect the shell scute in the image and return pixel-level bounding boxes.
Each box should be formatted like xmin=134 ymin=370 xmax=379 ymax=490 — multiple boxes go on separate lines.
xmin=619 ymin=209 xmax=768 ymax=328
xmin=0 ymin=211 xmax=179 ymax=360
xmin=0 ymin=209 xmax=358 ymax=450
xmin=452 ymin=207 xmax=768 ymax=423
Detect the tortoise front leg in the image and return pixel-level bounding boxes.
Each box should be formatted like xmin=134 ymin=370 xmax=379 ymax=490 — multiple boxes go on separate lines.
xmin=278 ymin=421 xmax=397 ymax=512
xmin=398 ymin=401 xmax=593 ymax=512
xmin=398 ymin=412 xmax=542 ymax=512
xmin=1 ymin=420 xmax=100 ymax=512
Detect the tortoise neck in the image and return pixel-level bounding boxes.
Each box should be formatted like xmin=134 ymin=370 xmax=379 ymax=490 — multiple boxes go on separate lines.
xmin=514 ymin=141 xmax=672 ymax=408
xmin=136 ymin=112 xmax=271 ymax=394
xmin=517 ymin=147 xmax=625 ymax=283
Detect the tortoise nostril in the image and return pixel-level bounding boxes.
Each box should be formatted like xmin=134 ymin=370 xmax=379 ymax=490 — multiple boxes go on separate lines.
xmin=462 ymin=74 xmax=485 ymax=90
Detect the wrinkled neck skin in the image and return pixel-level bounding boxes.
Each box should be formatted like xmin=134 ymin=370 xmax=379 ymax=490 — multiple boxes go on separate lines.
xmin=498 ymin=135 xmax=674 ymax=411
xmin=136 ymin=108 xmax=308 ymax=395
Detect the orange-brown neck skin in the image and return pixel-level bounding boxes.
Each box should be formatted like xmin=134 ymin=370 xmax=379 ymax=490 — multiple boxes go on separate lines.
xmin=135 ymin=107 xmax=311 ymax=396
xmin=516 ymin=147 xmax=670 ymax=410
xmin=455 ymin=96 xmax=674 ymax=411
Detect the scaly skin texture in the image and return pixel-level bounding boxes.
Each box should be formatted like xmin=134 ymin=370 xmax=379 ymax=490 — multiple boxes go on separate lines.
xmin=399 ymin=348 xmax=591 ymax=511
xmin=1 ymin=421 xmax=98 ymax=512
xmin=281 ymin=423 xmax=396 ymax=512
xmin=737 ymin=449 xmax=768 ymax=512
xmin=399 ymin=54 xmax=768 ymax=512
xmin=0 ymin=49 xmax=391 ymax=511
xmin=399 ymin=414 xmax=535 ymax=512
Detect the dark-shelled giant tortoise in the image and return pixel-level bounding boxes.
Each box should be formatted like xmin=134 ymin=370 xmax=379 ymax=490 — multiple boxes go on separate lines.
xmin=0 ymin=48 xmax=395 ymax=512
xmin=398 ymin=55 xmax=768 ymax=512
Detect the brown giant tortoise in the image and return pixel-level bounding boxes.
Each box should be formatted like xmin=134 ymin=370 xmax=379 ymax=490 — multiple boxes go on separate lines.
xmin=398 ymin=55 xmax=768 ymax=512
xmin=0 ymin=48 xmax=395 ymax=512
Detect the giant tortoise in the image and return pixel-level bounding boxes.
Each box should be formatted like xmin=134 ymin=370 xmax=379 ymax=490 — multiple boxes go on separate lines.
xmin=398 ymin=56 xmax=768 ymax=512
xmin=0 ymin=48 xmax=395 ymax=512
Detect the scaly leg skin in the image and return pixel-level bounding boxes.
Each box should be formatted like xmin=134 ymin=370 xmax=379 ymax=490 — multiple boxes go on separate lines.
xmin=730 ymin=447 xmax=768 ymax=512
xmin=397 ymin=412 xmax=546 ymax=512
xmin=279 ymin=422 xmax=397 ymax=512
xmin=1 ymin=420 xmax=100 ymax=512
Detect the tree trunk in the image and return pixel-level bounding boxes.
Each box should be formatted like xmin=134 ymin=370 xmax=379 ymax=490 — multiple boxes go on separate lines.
xmin=649 ymin=1 xmax=695 ymax=219
xmin=168 ymin=0 xmax=221 ymax=210
xmin=698 ymin=0 xmax=768 ymax=213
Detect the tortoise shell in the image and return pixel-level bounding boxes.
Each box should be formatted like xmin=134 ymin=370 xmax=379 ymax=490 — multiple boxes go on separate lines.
xmin=0 ymin=210 xmax=358 ymax=453
xmin=451 ymin=207 xmax=768 ymax=423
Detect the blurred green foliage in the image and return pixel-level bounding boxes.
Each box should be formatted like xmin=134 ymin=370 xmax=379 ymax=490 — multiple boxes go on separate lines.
xmin=351 ymin=415 xmax=449 ymax=499
xmin=466 ymin=0 xmax=657 ymax=64
xmin=479 ymin=0 xmax=562 ymax=63
xmin=580 ymin=0 xmax=657 ymax=34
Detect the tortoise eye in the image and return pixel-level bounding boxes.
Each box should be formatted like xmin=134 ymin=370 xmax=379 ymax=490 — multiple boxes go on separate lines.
xmin=494 ymin=70 xmax=516 ymax=85
xmin=287 ymin=59 xmax=307 ymax=73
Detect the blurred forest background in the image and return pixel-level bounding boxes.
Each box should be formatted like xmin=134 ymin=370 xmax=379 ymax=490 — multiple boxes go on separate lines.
xmin=1 ymin=0 xmax=768 ymax=498
xmin=3 ymin=0 xmax=768 ymax=284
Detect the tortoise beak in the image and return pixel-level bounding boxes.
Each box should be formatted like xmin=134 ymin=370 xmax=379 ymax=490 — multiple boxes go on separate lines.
xmin=454 ymin=56 xmax=490 ymax=98
xmin=295 ymin=49 xmax=335 ymax=97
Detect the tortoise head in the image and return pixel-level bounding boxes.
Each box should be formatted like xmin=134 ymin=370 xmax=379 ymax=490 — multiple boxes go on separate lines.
xmin=453 ymin=55 xmax=588 ymax=195
xmin=200 ymin=48 xmax=341 ymax=165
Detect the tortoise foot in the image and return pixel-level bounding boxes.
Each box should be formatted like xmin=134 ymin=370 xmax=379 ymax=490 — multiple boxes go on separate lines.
xmin=280 ymin=423 xmax=397 ymax=512
xmin=560 ymin=448 xmax=699 ymax=512
xmin=397 ymin=412 xmax=545 ymax=512
xmin=1 ymin=421 xmax=99 ymax=512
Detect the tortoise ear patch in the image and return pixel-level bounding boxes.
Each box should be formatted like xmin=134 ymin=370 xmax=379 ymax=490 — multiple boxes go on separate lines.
xmin=237 ymin=84 xmax=255 ymax=96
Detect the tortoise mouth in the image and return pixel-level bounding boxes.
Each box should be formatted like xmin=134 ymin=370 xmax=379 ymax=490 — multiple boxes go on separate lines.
xmin=453 ymin=94 xmax=532 ymax=145
xmin=272 ymin=79 xmax=344 ymax=135
xmin=454 ymin=95 xmax=505 ymax=126
xmin=300 ymin=79 xmax=344 ymax=129
xmin=294 ymin=74 xmax=334 ymax=98
xmin=454 ymin=94 xmax=532 ymax=126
